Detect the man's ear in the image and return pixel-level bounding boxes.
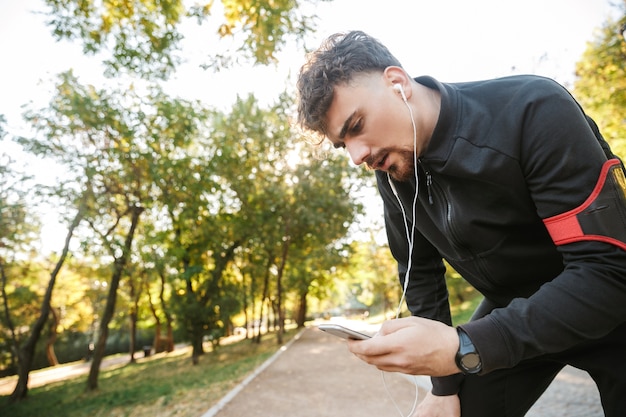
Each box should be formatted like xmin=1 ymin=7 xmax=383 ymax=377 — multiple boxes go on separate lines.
xmin=384 ymin=66 xmax=411 ymax=100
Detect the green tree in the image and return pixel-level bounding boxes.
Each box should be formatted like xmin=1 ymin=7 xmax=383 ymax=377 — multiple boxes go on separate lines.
xmin=573 ymin=0 xmax=626 ymax=156
xmin=340 ymin=239 xmax=399 ymax=318
xmin=159 ymin=93 xmax=293 ymax=358
xmin=0 ymin=155 xmax=38 ymax=379
xmin=135 ymin=234 xmax=176 ymax=353
xmin=137 ymin=94 xmax=224 ymax=365
xmin=43 ymin=0 xmax=323 ymax=79
xmin=282 ymin=150 xmax=364 ymax=329
xmin=0 ymin=153 xmax=88 ymax=401
xmin=17 ymin=72 xmax=148 ymax=391
xmin=207 ymin=94 xmax=293 ymax=345
xmin=15 ymin=72 xmax=214 ymax=390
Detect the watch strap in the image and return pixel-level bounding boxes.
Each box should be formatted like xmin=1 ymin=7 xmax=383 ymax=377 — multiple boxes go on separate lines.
xmin=455 ymin=327 xmax=482 ymax=374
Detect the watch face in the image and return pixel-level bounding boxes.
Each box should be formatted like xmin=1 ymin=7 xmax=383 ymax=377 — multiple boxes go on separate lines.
xmin=461 ymin=353 xmax=481 ymax=370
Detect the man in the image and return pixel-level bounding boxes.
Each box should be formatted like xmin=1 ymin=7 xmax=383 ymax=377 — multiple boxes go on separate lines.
xmin=296 ymin=31 xmax=626 ymax=417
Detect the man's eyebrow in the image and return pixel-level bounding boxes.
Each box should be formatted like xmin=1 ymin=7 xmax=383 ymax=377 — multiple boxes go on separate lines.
xmin=338 ymin=111 xmax=357 ymax=140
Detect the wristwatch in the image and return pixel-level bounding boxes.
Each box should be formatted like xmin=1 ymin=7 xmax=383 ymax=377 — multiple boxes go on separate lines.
xmin=455 ymin=328 xmax=482 ymax=374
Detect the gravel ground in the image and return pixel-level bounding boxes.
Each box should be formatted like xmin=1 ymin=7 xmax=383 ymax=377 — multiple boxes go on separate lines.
xmin=526 ymin=365 xmax=603 ymax=417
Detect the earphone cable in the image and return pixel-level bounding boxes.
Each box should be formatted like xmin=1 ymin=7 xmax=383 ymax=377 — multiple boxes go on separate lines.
xmin=395 ymin=91 xmax=419 ymax=320
xmin=382 ymin=84 xmax=422 ymax=417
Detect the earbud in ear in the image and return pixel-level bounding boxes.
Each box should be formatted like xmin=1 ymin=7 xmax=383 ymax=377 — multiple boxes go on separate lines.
xmin=393 ymin=83 xmax=407 ymax=103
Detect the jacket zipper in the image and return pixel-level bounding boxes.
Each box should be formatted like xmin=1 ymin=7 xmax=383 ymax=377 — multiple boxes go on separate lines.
xmin=426 ymin=170 xmax=434 ymax=205
xmin=419 ymin=159 xmax=434 ymax=205
xmin=419 ymin=160 xmax=473 ymax=257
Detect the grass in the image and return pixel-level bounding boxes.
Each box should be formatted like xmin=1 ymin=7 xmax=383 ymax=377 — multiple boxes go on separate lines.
xmin=451 ymin=294 xmax=483 ymax=325
xmin=0 ymin=330 xmax=298 ymax=417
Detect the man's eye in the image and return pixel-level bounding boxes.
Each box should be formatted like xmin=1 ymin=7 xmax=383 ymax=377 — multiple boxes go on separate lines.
xmin=333 ymin=142 xmax=346 ymax=149
xmin=352 ymin=119 xmax=363 ymax=133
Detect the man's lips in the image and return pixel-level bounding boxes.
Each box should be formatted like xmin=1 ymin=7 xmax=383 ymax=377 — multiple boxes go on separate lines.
xmin=368 ymin=153 xmax=388 ymax=170
xmin=375 ymin=154 xmax=389 ymax=170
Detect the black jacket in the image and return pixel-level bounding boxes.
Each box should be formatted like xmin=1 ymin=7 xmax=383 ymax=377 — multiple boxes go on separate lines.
xmin=376 ymin=75 xmax=626 ymax=395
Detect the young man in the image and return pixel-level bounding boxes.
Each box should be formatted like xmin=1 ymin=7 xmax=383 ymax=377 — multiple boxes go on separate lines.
xmin=296 ymin=31 xmax=626 ymax=417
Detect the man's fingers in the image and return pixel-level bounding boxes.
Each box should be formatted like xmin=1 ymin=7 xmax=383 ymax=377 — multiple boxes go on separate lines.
xmin=346 ymin=334 xmax=392 ymax=356
xmin=378 ymin=316 xmax=419 ymax=336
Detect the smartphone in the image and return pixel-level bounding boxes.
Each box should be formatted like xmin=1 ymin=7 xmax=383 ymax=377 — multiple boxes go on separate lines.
xmin=318 ymin=323 xmax=371 ymax=340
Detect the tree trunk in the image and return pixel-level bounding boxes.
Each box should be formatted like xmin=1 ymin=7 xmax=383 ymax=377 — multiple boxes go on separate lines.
xmin=160 ymin=273 xmax=175 ymax=352
xmin=242 ymin=274 xmax=249 ymax=340
xmin=0 ymin=259 xmax=19 ymax=377
xmin=271 ymin=298 xmax=278 ymax=331
xmin=87 ymin=205 xmax=143 ymax=391
xmin=129 ymin=308 xmax=137 ymax=363
xmin=190 ymin=328 xmax=204 ymax=365
xmin=185 ymin=239 xmax=240 ymax=363
xmin=184 ymin=275 xmax=205 ymax=363
xmin=296 ymin=291 xmax=307 ymax=328
xmin=265 ymin=298 xmax=272 ymax=332
xmin=275 ymin=227 xmax=290 ymax=345
xmin=255 ymin=259 xmax=272 ymax=344
xmin=46 ymin=307 xmax=60 ymax=366
xmin=247 ymin=298 xmax=255 ymax=340
xmin=128 ymin=278 xmax=140 ymax=363
xmin=9 ymin=204 xmax=84 ymax=402
xmin=166 ymin=323 xmax=174 ymax=352
xmin=145 ymin=279 xmax=163 ymax=353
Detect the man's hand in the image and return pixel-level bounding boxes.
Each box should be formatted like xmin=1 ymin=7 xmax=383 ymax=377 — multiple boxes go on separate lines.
xmin=346 ymin=316 xmax=459 ymax=376
xmin=411 ymin=392 xmax=460 ymax=417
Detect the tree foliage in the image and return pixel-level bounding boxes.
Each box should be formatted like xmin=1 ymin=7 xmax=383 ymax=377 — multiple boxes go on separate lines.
xmin=573 ymin=0 xmax=626 ymax=157
xmin=0 ymin=157 xmax=38 ymax=389
xmin=43 ymin=0 xmax=321 ymax=79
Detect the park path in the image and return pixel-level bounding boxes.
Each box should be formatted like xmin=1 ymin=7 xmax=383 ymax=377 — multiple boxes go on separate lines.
xmin=202 ymin=319 xmax=604 ymax=417
xmin=203 ymin=319 xmax=427 ymax=417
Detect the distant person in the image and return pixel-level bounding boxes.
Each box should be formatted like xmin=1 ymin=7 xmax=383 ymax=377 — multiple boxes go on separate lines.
xmin=296 ymin=30 xmax=626 ymax=417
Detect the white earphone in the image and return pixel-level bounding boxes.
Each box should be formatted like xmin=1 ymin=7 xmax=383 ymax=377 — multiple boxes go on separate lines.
xmin=393 ymin=83 xmax=408 ymax=103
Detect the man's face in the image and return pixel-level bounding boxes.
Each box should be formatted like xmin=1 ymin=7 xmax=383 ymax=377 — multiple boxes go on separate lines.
xmin=325 ymin=72 xmax=417 ymax=182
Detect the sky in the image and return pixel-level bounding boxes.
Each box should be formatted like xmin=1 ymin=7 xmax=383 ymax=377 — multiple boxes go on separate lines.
xmin=0 ymin=0 xmax=620 ymax=251
xmin=0 ymin=0 xmax=619 ymax=127
xmin=164 ymin=0 xmax=618 ymax=106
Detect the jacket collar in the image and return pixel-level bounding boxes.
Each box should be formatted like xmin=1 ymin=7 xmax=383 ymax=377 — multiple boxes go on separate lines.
xmin=414 ymin=75 xmax=458 ymax=164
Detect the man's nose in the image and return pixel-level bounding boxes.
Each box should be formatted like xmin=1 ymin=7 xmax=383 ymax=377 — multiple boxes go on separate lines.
xmin=345 ymin=140 xmax=369 ymax=166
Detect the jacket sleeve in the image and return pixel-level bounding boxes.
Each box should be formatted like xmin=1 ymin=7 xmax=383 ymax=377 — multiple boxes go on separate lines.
xmin=376 ymin=172 xmax=464 ymax=395
xmin=460 ymin=78 xmax=626 ymax=373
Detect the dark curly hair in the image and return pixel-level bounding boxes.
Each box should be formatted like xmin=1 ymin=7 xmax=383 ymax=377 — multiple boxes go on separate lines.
xmin=296 ymin=31 xmax=403 ymax=137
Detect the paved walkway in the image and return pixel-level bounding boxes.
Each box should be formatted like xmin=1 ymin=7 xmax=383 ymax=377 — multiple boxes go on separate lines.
xmin=203 ymin=319 xmax=604 ymax=417
xmin=203 ymin=319 xmax=428 ymax=417
xmin=526 ymin=366 xmax=602 ymax=417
